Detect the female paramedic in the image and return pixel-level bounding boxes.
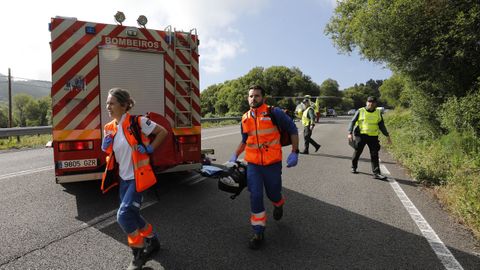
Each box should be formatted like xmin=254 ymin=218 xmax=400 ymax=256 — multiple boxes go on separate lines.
xmin=100 ymin=87 xmax=168 ymax=270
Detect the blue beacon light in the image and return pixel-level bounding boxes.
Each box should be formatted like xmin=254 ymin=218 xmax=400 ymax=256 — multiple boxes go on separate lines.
xmin=85 ymin=26 xmax=96 ymax=34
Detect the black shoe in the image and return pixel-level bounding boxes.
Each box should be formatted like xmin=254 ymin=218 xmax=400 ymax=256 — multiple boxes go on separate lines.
xmin=373 ymin=174 xmax=387 ymax=180
xmin=351 ymin=168 xmax=358 ymax=174
xmin=315 ymin=145 xmax=321 ymax=152
xmin=144 ymin=234 xmax=160 ymax=259
xmin=248 ymin=233 xmax=264 ymax=250
xmin=301 ymin=150 xmax=309 ymax=154
xmin=273 ymin=205 xmax=283 ymax=221
xmin=127 ymin=247 xmax=147 ymax=270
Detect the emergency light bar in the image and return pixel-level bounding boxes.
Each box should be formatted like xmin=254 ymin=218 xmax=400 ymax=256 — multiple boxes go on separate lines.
xmin=85 ymin=26 xmax=96 ymax=34
xmin=137 ymin=15 xmax=148 ymax=27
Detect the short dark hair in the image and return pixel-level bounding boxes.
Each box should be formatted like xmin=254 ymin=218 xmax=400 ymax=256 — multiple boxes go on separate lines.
xmin=248 ymin=85 xmax=265 ymax=96
xmin=367 ymin=96 xmax=377 ymax=102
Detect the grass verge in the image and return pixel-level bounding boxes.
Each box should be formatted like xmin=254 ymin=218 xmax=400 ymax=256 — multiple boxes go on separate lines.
xmin=383 ymin=109 xmax=480 ymax=239
xmin=0 ymin=134 xmax=52 ymax=151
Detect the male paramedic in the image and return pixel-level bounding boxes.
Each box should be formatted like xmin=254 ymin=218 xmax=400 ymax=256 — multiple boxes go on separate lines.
xmin=229 ymin=85 xmax=299 ymax=250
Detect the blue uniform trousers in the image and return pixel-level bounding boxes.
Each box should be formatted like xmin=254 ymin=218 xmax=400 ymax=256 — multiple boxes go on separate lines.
xmin=247 ymin=162 xmax=283 ymax=234
xmin=117 ymin=179 xmax=146 ymax=234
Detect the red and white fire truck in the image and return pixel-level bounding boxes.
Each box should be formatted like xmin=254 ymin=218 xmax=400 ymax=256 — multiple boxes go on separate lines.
xmin=49 ymin=15 xmax=206 ymax=184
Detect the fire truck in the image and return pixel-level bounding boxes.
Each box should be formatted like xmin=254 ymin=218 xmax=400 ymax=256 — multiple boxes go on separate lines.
xmin=49 ymin=14 xmax=207 ymax=184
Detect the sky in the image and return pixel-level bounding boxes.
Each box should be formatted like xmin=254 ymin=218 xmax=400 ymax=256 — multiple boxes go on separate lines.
xmin=0 ymin=0 xmax=391 ymax=91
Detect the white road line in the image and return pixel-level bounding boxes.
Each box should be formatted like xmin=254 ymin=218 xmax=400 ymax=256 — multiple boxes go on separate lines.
xmin=85 ymin=201 xmax=158 ymax=230
xmin=202 ymin=131 xmax=239 ymax=141
xmin=0 ymin=166 xmax=53 ymax=180
xmin=380 ymin=164 xmax=464 ymax=270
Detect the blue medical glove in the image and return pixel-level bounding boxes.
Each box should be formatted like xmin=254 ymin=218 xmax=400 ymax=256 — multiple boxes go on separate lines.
xmin=137 ymin=144 xmax=154 ymax=154
xmin=229 ymin=153 xmax=238 ymax=163
xmin=101 ymin=135 xmax=113 ymax=152
xmin=286 ymin=152 xmax=298 ymax=168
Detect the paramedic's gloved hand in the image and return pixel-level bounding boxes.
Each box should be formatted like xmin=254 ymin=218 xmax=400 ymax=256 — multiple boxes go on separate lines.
xmin=101 ymin=135 xmax=113 ymax=152
xmin=137 ymin=144 xmax=154 ymax=154
xmin=229 ymin=153 xmax=237 ymax=163
xmin=286 ymin=152 xmax=298 ymax=168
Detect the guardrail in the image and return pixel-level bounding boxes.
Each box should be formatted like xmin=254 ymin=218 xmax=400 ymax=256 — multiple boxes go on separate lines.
xmin=0 ymin=126 xmax=52 ymax=137
xmin=0 ymin=117 xmax=242 ymax=137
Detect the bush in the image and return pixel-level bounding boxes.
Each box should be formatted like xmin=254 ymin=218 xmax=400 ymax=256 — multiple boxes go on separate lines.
xmin=225 ymin=111 xmax=242 ymax=117
xmin=440 ymin=89 xmax=480 ymax=136
xmin=384 ymin=109 xmax=480 ymax=238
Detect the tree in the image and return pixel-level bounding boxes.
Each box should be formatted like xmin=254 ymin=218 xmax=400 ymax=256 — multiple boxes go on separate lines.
xmin=13 ymin=94 xmax=34 ymax=127
xmin=200 ymin=66 xmax=322 ymax=116
xmin=25 ymin=96 xmax=51 ymax=126
xmin=277 ymin=98 xmax=296 ymax=112
xmin=379 ymin=73 xmax=409 ymax=108
xmin=342 ymin=79 xmax=384 ymax=109
xmin=325 ymin=0 xmax=480 ymax=99
xmin=201 ymin=84 xmax=221 ymax=116
xmin=0 ymin=103 xmax=8 ymax=128
xmin=319 ymin=78 xmax=342 ymax=108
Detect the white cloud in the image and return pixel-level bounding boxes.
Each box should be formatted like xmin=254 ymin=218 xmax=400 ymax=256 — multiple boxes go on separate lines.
xmin=201 ymin=37 xmax=246 ymax=74
xmin=0 ymin=0 xmax=270 ymax=80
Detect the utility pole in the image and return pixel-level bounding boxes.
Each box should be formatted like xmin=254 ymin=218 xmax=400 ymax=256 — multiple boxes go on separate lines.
xmin=8 ymin=68 xmax=12 ymax=128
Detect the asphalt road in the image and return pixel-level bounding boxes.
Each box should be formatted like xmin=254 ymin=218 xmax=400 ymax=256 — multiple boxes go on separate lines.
xmin=0 ymin=116 xmax=479 ymax=269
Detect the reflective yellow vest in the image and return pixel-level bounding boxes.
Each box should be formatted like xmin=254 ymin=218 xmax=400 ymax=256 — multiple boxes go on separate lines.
xmin=358 ymin=107 xmax=381 ymax=136
xmin=302 ymin=107 xmax=315 ymax=127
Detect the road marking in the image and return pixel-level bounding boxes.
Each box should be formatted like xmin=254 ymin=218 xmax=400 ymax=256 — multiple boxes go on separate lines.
xmin=381 ymin=164 xmax=464 ymax=270
xmin=91 ymin=200 xmax=158 ymax=230
xmin=0 ymin=166 xmax=53 ymax=180
xmin=1 ymin=200 xmax=159 ymax=267
xmin=202 ymin=131 xmax=239 ymax=141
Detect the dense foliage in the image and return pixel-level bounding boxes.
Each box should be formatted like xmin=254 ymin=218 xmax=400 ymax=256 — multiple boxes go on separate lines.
xmin=325 ymin=0 xmax=480 ymax=237
xmin=0 ymin=94 xmax=51 ymax=128
xmin=200 ymin=66 xmax=386 ymax=117
xmin=201 ymin=66 xmax=321 ymax=117
xmin=325 ymin=0 xmax=480 ymax=132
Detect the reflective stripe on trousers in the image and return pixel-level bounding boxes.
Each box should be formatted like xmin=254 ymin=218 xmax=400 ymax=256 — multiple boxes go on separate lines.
xmin=247 ymin=162 xmax=283 ymax=233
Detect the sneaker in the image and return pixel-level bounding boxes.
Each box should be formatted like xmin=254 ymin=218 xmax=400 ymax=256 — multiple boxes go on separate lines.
xmin=127 ymin=247 xmax=147 ymax=270
xmin=273 ymin=205 xmax=283 ymax=221
xmin=248 ymin=233 xmax=264 ymax=250
xmin=351 ymin=168 xmax=358 ymax=174
xmin=315 ymin=145 xmax=321 ymax=152
xmin=373 ymin=174 xmax=387 ymax=180
xmin=301 ymin=150 xmax=309 ymax=155
xmin=144 ymin=234 xmax=160 ymax=259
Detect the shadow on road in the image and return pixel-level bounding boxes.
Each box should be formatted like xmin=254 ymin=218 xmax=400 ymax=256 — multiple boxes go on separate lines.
xmin=307 ymin=152 xmax=395 ymax=165
xmin=66 ymin=175 xmax=480 ymax=269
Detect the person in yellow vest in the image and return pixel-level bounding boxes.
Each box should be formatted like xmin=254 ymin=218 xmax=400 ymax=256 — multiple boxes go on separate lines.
xmin=347 ymin=96 xmax=391 ymax=180
xmin=314 ymin=98 xmax=321 ymax=123
xmin=101 ymin=88 xmax=168 ymax=270
xmin=301 ymin=99 xmax=321 ymax=154
xmin=229 ymin=85 xmax=300 ymax=250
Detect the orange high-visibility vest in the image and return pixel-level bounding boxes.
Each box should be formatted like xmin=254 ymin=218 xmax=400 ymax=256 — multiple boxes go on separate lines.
xmin=101 ymin=113 xmax=156 ymax=193
xmin=241 ymin=103 xmax=282 ymax=166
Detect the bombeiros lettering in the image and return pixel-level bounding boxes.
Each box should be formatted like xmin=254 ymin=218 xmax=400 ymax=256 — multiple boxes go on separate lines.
xmin=103 ymin=36 xmax=160 ymax=50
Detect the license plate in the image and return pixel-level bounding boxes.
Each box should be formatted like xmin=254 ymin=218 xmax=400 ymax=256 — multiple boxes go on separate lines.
xmin=58 ymin=159 xmax=97 ymax=169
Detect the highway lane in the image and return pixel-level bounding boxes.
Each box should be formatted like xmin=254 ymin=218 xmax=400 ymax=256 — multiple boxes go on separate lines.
xmin=0 ymin=118 xmax=479 ymax=269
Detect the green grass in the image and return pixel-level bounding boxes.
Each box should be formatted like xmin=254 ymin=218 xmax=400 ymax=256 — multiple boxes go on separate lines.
xmin=383 ymin=110 xmax=480 ymax=239
xmin=0 ymin=134 xmax=52 ymax=150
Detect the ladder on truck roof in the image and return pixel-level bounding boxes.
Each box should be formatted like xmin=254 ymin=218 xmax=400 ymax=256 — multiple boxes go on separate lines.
xmin=166 ymin=27 xmax=198 ymax=128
